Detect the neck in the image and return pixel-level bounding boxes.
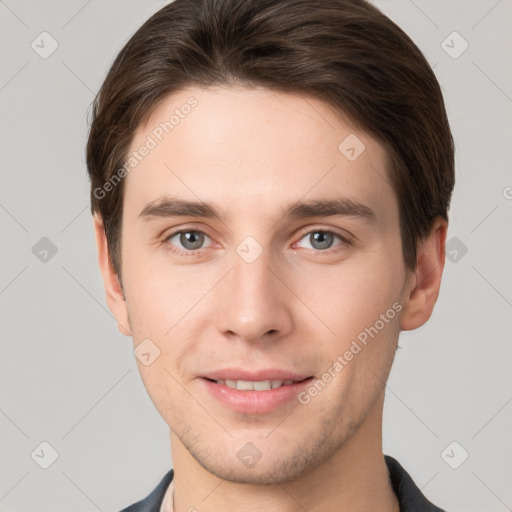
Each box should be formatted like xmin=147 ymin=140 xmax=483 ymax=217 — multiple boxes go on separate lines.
xmin=169 ymin=393 xmax=398 ymax=512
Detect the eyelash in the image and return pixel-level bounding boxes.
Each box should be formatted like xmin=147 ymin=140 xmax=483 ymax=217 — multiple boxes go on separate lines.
xmin=162 ymin=226 xmax=352 ymax=257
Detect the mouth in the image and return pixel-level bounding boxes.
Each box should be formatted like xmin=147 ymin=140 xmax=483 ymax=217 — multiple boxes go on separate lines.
xmin=200 ymin=373 xmax=315 ymax=414
xmin=203 ymin=377 xmax=311 ymax=391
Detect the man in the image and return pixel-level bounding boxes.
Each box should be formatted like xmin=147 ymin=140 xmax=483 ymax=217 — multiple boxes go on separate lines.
xmin=87 ymin=0 xmax=454 ymax=510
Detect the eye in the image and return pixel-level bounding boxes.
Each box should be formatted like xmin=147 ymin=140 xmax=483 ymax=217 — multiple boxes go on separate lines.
xmin=164 ymin=229 xmax=213 ymax=254
xmin=163 ymin=227 xmax=350 ymax=256
xmin=296 ymin=230 xmax=349 ymax=251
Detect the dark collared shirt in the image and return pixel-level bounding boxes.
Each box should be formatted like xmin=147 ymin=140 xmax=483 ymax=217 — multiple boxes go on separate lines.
xmin=119 ymin=455 xmax=446 ymax=511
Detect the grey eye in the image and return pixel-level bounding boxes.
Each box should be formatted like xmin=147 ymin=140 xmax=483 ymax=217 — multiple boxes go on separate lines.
xmin=168 ymin=230 xmax=208 ymax=251
xmin=299 ymin=231 xmax=342 ymax=251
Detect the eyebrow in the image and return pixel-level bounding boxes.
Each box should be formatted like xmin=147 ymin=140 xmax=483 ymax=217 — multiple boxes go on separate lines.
xmin=138 ymin=195 xmax=376 ymax=222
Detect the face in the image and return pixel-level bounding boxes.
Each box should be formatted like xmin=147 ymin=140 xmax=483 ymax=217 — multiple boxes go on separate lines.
xmin=109 ymin=86 xmax=413 ymax=484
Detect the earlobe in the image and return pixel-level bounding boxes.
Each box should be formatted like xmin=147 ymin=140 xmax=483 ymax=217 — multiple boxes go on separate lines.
xmin=93 ymin=214 xmax=132 ymax=337
xmin=400 ymin=218 xmax=448 ymax=331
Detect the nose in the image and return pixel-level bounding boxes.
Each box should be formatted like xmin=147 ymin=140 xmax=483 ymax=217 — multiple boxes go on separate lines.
xmin=214 ymin=246 xmax=293 ymax=344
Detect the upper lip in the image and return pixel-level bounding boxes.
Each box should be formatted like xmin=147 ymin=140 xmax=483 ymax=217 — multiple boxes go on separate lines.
xmin=202 ymin=368 xmax=312 ymax=382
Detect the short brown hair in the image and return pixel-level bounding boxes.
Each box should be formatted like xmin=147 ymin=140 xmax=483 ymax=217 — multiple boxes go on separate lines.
xmin=86 ymin=0 xmax=455 ymax=280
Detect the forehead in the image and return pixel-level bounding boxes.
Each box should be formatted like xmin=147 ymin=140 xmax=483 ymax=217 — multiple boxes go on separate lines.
xmin=124 ymin=85 xmax=395 ymax=223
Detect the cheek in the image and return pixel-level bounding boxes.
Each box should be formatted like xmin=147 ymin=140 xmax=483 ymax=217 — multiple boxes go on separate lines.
xmin=121 ymin=245 xmax=207 ymax=335
xmin=303 ymin=266 xmax=402 ymax=403
xmin=296 ymin=251 xmax=404 ymax=399
xmin=297 ymin=258 xmax=403 ymax=334
xmin=135 ymin=361 xmax=191 ymax=428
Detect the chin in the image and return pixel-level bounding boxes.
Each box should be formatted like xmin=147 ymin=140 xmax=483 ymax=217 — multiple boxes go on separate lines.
xmin=193 ymin=453 xmax=312 ymax=485
xmin=183 ymin=426 xmax=350 ymax=485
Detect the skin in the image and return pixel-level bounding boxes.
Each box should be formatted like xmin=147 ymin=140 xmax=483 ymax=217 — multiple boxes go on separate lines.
xmin=94 ymin=85 xmax=447 ymax=512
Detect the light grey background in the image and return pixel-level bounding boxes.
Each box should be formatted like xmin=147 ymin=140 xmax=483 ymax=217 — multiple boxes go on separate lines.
xmin=1 ymin=1 xmax=511 ymax=511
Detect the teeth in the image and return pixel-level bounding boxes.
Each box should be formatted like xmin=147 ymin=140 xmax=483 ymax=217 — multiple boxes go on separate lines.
xmin=219 ymin=379 xmax=296 ymax=390
xmin=237 ymin=380 xmax=254 ymax=390
xmin=254 ymin=380 xmax=272 ymax=390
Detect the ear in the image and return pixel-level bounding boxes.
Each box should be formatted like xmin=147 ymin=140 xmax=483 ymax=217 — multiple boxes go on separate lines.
xmin=93 ymin=214 xmax=132 ymax=337
xmin=400 ymin=217 xmax=448 ymax=331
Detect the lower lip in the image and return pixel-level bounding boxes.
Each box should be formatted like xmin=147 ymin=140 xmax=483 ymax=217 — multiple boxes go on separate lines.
xmin=201 ymin=377 xmax=314 ymax=414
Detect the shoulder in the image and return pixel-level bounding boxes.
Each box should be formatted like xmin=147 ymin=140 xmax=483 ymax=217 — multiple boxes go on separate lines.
xmin=117 ymin=468 xmax=174 ymax=512
xmin=385 ymin=455 xmax=447 ymax=512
